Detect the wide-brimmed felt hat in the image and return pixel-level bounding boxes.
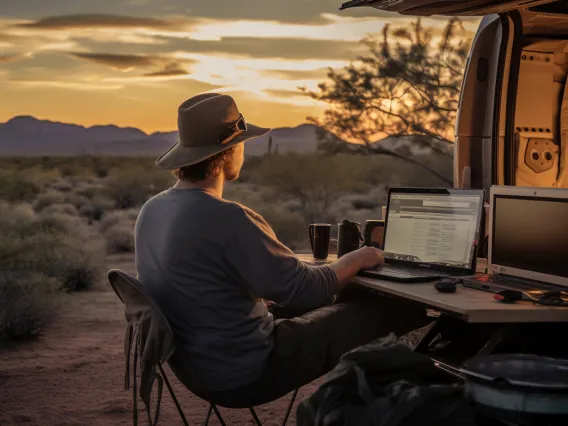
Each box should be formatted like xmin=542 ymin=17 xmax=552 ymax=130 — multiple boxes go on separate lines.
xmin=155 ymin=93 xmax=271 ymax=169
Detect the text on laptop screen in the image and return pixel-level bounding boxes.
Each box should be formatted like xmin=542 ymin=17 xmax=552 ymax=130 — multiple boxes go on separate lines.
xmin=493 ymin=196 xmax=568 ymax=279
xmin=384 ymin=193 xmax=481 ymax=269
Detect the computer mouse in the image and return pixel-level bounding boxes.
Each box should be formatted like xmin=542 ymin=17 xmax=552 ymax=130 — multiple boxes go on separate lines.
xmin=434 ymin=278 xmax=460 ymax=293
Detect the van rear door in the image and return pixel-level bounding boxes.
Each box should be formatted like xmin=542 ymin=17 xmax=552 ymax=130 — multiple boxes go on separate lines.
xmin=339 ymin=0 xmax=559 ymax=16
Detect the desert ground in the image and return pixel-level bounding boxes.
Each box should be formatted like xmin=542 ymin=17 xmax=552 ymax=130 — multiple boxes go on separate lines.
xmin=0 ymin=254 xmax=321 ymax=426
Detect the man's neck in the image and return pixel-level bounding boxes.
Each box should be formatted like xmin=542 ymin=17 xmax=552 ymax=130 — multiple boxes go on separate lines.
xmin=173 ymin=176 xmax=224 ymax=198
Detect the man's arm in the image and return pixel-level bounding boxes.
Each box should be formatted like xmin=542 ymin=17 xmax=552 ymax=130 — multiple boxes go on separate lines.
xmin=223 ymin=207 xmax=383 ymax=309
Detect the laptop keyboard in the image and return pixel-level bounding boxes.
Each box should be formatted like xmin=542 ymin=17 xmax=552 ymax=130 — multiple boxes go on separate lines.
xmin=370 ymin=265 xmax=444 ymax=278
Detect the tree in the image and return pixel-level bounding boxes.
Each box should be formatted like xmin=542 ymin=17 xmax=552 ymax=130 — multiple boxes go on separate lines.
xmin=303 ymin=18 xmax=472 ymax=185
xmin=253 ymin=153 xmax=368 ymax=224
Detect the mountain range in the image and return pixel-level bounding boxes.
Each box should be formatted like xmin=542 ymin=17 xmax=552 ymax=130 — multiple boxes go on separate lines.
xmin=0 ymin=116 xmax=324 ymax=157
xmin=0 ymin=115 xmax=453 ymax=158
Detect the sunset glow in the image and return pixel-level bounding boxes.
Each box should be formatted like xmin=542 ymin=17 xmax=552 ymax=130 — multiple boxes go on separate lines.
xmin=0 ymin=1 xmax=480 ymax=132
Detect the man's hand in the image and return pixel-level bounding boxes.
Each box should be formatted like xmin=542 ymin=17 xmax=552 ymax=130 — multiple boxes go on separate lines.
xmin=349 ymin=246 xmax=385 ymax=270
xmin=329 ymin=246 xmax=385 ymax=292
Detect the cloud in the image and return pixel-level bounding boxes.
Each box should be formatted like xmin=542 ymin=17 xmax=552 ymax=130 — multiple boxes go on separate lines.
xmin=262 ymin=68 xmax=333 ymax=81
xmin=143 ymin=63 xmax=189 ymax=77
xmin=16 ymin=14 xmax=171 ymax=30
xmin=69 ymin=52 xmax=158 ymax=70
xmin=158 ymin=37 xmax=367 ymax=60
xmin=0 ymin=54 xmax=24 ymax=63
xmin=9 ymin=79 xmax=124 ymax=91
xmin=67 ymin=51 xmax=193 ymax=79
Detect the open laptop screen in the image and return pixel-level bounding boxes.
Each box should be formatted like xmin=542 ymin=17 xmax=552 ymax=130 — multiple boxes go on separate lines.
xmin=492 ymin=194 xmax=568 ymax=283
xmin=383 ymin=189 xmax=483 ymax=272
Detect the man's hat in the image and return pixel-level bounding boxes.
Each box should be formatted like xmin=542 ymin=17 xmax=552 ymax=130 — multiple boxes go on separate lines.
xmin=155 ymin=93 xmax=271 ymax=169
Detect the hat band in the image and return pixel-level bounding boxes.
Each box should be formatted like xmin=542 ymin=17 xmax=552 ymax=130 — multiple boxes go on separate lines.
xmin=220 ymin=114 xmax=247 ymax=145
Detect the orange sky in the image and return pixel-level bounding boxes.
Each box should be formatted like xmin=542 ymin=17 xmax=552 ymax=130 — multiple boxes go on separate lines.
xmin=0 ymin=1 xmax=480 ymax=133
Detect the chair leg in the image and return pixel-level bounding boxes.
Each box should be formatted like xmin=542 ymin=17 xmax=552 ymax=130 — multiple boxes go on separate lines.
xmin=201 ymin=404 xmax=213 ymax=426
xmin=211 ymin=404 xmax=228 ymax=426
xmin=158 ymin=364 xmax=190 ymax=426
xmin=282 ymin=389 xmax=299 ymax=426
xmin=249 ymin=408 xmax=263 ymax=426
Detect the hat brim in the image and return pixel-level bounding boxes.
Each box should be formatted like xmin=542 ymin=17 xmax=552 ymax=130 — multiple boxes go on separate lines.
xmin=155 ymin=124 xmax=271 ymax=170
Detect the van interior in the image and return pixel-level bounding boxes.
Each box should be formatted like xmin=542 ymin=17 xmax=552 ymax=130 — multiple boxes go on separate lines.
xmin=513 ymin=39 xmax=568 ymax=189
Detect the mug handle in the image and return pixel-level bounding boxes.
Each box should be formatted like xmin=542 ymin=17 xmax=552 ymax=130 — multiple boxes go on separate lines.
xmin=309 ymin=224 xmax=314 ymax=252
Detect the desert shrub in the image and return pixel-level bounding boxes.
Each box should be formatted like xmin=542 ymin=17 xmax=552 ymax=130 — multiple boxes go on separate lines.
xmin=224 ymin=185 xmax=306 ymax=248
xmin=0 ymin=272 xmax=62 ymax=341
xmin=0 ymin=173 xmax=40 ymax=202
xmin=49 ymin=180 xmax=73 ymax=192
xmin=104 ymin=223 xmax=135 ymax=254
xmin=0 ymin=205 xmax=106 ymax=293
xmin=253 ymin=154 xmax=368 ymax=224
xmin=33 ymin=190 xmax=66 ymax=212
xmin=39 ymin=243 xmax=105 ymax=292
xmin=78 ymin=195 xmax=114 ymax=222
xmin=104 ymin=167 xmax=174 ymax=209
xmin=0 ymin=202 xmax=36 ymax=234
xmin=99 ymin=208 xmax=139 ymax=234
xmin=73 ymin=183 xmax=105 ymax=201
xmin=259 ymin=207 xmax=307 ymax=250
xmin=42 ymin=203 xmax=78 ymax=216
xmin=64 ymin=191 xmax=90 ymax=209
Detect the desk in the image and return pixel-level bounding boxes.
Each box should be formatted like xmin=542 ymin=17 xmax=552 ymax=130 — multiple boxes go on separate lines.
xmin=298 ymin=253 xmax=568 ymax=382
xmin=297 ymin=254 xmax=568 ymax=324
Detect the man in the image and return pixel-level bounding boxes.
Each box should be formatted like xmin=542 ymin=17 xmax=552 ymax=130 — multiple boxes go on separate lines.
xmin=135 ymin=93 xmax=430 ymax=407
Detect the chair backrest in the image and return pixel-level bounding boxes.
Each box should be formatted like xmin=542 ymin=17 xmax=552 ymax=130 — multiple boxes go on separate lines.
xmin=107 ymin=269 xmax=176 ymax=426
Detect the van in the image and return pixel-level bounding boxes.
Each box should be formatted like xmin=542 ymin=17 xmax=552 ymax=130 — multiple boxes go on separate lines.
xmin=340 ymin=1 xmax=568 ymax=196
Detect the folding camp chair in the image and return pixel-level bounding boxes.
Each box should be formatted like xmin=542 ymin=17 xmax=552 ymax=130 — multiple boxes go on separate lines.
xmin=107 ymin=269 xmax=298 ymax=426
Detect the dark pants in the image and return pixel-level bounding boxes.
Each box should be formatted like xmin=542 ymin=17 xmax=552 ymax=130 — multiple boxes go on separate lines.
xmin=208 ymin=287 xmax=432 ymax=408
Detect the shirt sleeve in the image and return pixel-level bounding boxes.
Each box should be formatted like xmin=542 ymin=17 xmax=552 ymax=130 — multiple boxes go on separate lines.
xmin=223 ymin=206 xmax=337 ymax=310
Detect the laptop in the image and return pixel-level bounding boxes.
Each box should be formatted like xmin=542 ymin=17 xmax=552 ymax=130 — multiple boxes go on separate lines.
xmin=359 ymin=187 xmax=485 ymax=283
xmin=462 ymin=186 xmax=568 ymax=294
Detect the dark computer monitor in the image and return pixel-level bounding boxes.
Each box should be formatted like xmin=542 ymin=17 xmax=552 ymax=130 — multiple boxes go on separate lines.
xmin=489 ymin=186 xmax=568 ymax=288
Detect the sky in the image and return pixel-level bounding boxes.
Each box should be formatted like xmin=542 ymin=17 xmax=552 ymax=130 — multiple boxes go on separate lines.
xmin=0 ymin=0 xmax=480 ymax=133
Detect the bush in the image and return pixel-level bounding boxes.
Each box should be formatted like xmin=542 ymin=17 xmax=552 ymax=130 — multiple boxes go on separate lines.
xmin=41 ymin=244 xmax=105 ymax=292
xmin=0 ymin=173 xmax=40 ymax=202
xmin=0 ymin=272 xmax=61 ymax=341
xmin=104 ymin=223 xmax=135 ymax=254
xmin=64 ymin=191 xmax=90 ymax=209
xmin=48 ymin=179 xmax=74 ymax=192
xmin=104 ymin=167 xmax=174 ymax=209
xmin=260 ymin=207 xmax=307 ymax=250
xmin=0 ymin=202 xmax=36 ymax=234
xmin=42 ymin=203 xmax=78 ymax=217
xmin=99 ymin=208 xmax=139 ymax=234
xmin=33 ymin=191 xmax=66 ymax=212
xmin=0 ymin=205 xmax=106 ymax=293
xmin=224 ymin=185 xmax=307 ymax=249
xmin=73 ymin=183 xmax=105 ymax=201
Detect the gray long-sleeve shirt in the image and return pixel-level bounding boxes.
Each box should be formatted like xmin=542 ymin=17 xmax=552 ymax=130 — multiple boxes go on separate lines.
xmin=134 ymin=188 xmax=337 ymax=391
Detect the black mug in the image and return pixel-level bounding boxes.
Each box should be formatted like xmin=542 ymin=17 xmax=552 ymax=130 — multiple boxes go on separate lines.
xmin=363 ymin=220 xmax=385 ymax=249
xmin=337 ymin=220 xmax=363 ymax=258
xmin=309 ymin=224 xmax=331 ymax=260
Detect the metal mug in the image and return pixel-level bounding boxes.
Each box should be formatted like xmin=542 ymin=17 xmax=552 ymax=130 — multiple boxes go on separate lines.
xmin=337 ymin=220 xmax=363 ymax=258
xmin=363 ymin=220 xmax=385 ymax=249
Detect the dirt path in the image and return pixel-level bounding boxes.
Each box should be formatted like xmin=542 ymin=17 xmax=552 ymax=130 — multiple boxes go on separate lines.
xmin=0 ymin=254 xmax=320 ymax=426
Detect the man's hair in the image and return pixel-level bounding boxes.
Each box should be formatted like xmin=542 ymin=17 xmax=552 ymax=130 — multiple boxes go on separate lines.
xmin=173 ymin=146 xmax=237 ymax=182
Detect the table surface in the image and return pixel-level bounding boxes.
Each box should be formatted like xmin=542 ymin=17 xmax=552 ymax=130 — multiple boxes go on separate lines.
xmin=297 ymin=254 xmax=568 ymax=324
